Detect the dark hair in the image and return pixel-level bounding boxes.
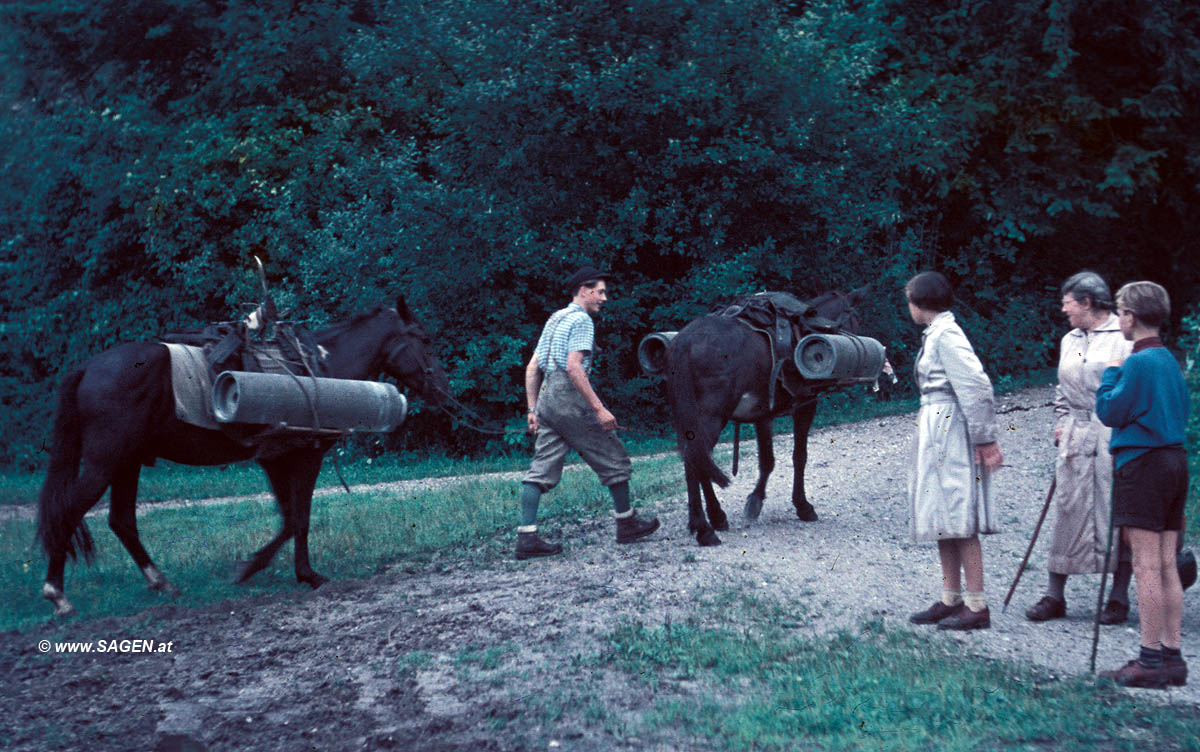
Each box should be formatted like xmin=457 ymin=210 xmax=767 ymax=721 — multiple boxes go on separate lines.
xmin=1061 ymin=270 xmax=1114 ymax=311
xmin=905 ymin=271 xmax=953 ymax=312
xmin=1116 ymin=281 xmax=1171 ymax=329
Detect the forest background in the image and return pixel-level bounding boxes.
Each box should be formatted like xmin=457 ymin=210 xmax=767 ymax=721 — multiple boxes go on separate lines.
xmin=1 ymin=0 xmax=1198 ymax=472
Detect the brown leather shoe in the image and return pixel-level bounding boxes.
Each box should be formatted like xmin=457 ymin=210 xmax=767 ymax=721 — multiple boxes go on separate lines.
xmin=937 ymin=605 xmax=991 ymax=630
xmin=909 ymin=600 xmax=960 ymax=625
xmin=1163 ymin=660 xmax=1188 ymax=687
xmin=515 ymin=531 xmax=562 ymax=560
xmin=1099 ymin=659 xmax=1176 ymax=689
xmin=1025 ymin=595 xmax=1066 ymax=622
xmin=1098 ymin=599 xmax=1129 ymax=625
xmin=616 ymin=511 xmax=660 ymax=543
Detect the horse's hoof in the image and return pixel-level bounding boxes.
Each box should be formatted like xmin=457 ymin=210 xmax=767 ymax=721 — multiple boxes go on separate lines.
xmin=299 ymin=573 xmax=328 ymax=589
xmin=744 ymin=495 xmax=764 ymax=520
xmin=52 ymin=604 xmax=77 ymax=619
xmin=795 ymin=503 xmax=818 ymax=522
xmin=697 ymin=530 xmax=722 ymax=547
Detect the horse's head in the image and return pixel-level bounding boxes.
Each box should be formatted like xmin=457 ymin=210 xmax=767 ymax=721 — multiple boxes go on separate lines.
xmin=808 ymin=285 xmax=868 ymax=334
xmin=377 ymin=296 xmax=450 ymax=408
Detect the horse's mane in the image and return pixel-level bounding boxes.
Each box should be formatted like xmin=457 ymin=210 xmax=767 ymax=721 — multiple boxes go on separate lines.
xmin=316 ymin=304 xmax=394 ymax=338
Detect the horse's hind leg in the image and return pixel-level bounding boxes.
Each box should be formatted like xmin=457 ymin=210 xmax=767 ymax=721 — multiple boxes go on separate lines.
xmin=790 ymin=399 xmax=819 ymax=521
xmin=701 ymin=477 xmax=728 ymax=532
xmin=42 ymin=462 xmax=115 ymax=617
xmin=107 ymin=462 xmax=179 ymax=597
xmin=686 ymin=465 xmax=722 ymax=546
xmin=744 ymin=418 xmax=775 ymax=520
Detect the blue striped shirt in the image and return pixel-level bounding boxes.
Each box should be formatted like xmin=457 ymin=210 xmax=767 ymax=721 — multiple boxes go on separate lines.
xmin=534 ymin=303 xmax=594 ymax=374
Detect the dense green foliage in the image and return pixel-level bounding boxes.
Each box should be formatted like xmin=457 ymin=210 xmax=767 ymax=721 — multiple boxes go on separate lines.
xmin=2 ymin=0 xmax=1197 ymax=469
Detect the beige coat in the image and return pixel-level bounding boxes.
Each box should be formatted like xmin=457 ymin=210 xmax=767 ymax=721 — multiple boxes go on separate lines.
xmin=1047 ymin=313 xmax=1131 ymax=573
xmin=909 ymin=312 xmax=1000 ymax=541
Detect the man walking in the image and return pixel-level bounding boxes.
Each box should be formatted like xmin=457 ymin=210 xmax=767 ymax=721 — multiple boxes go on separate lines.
xmin=515 ymin=266 xmax=660 ymax=559
xmin=1096 ymin=281 xmax=1190 ymax=688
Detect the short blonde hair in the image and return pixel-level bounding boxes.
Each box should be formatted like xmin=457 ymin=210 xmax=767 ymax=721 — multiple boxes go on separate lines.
xmin=1116 ymin=281 xmax=1170 ymax=329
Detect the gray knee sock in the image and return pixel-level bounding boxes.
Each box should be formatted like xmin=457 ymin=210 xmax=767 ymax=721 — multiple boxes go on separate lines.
xmin=1047 ymin=572 xmax=1067 ymax=601
xmin=608 ymin=481 xmax=632 ymax=515
xmin=520 ymin=483 xmax=542 ymax=528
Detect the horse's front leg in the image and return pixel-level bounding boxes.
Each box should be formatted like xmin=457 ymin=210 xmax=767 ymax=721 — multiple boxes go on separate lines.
xmin=791 ymin=398 xmax=818 ymax=521
xmin=289 ymin=448 xmax=329 ymax=588
xmin=744 ymin=418 xmax=775 ymax=520
xmin=238 ymin=456 xmax=301 ymax=584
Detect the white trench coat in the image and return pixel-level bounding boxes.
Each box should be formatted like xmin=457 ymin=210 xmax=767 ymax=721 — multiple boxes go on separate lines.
xmin=909 ymin=312 xmax=1000 ymax=541
xmin=1047 ymin=313 xmax=1131 ymax=573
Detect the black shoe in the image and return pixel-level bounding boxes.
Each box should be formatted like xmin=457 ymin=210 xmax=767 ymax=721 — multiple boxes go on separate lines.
xmin=616 ymin=511 xmax=660 ymax=543
xmin=1098 ymin=599 xmax=1129 ymax=625
xmin=937 ymin=605 xmax=991 ymax=631
xmin=1025 ymin=595 xmax=1066 ymax=622
xmin=909 ymin=600 xmax=959 ymax=625
xmin=515 ymin=531 xmax=562 ymax=560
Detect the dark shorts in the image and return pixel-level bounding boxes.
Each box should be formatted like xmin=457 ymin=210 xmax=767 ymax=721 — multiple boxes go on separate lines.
xmin=1112 ymin=447 xmax=1188 ymax=532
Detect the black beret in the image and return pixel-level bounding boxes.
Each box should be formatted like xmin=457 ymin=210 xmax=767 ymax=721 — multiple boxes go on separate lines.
xmin=565 ymin=265 xmax=607 ymax=294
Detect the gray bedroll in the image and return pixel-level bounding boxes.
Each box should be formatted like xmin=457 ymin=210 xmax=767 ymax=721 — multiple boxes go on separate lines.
xmin=212 ymin=371 xmax=408 ymax=432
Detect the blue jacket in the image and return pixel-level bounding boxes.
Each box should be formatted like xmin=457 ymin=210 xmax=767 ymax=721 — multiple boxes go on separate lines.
xmin=1095 ymin=344 xmax=1189 ymax=469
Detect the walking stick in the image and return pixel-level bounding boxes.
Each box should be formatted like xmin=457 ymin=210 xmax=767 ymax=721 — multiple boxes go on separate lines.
xmin=1090 ymin=487 xmax=1118 ymax=674
xmin=1002 ymin=474 xmax=1056 ymax=613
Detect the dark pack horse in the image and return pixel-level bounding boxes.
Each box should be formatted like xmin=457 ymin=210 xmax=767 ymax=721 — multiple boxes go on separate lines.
xmin=36 ymin=296 xmax=449 ymax=617
xmin=666 ymin=288 xmax=868 ymax=546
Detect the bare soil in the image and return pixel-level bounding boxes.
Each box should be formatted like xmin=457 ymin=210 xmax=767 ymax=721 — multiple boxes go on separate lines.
xmin=2 ymin=385 xmax=1197 ymax=751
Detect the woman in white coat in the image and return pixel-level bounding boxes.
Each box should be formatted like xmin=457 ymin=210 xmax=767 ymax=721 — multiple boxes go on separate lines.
xmin=905 ymin=272 xmax=1004 ymax=631
xmin=1026 ymin=271 xmax=1133 ymax=624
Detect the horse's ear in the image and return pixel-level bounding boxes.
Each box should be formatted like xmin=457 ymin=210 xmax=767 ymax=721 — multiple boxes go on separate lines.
xmin=396 ymin=295 xmax=413 ymax=321
xmin=848 ymin=284 xmax=871 ymax=304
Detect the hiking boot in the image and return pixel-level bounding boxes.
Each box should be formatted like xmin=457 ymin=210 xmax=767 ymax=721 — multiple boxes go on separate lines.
xmin=1099 ymin=659 xmax=1176 ymax=689
xmin=909 ymin=600 xmax=959 ymax=625
xmin=615 ymin=511 xmax=660 ymax=544
xmin=515 ymin=531 xmax=562 ymax=560
xmin=937 ymin=605 xmax=991 ymax=631
xmin=1098 ymin=599 xmax=1129 ymax=626
xmin=1025 ymin=595 xmax=1067 ymax=622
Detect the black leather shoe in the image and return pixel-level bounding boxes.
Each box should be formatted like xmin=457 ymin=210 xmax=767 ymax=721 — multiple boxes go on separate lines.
xmin=616 ymin=511 xmax=660 ymax=543
xmin=1098 ymin=599 xmax=1129 ymax=625
xmin=1025 ymin=595 xmax=1066 ymax=622
xmin=909 ymin=600 xmax=959 ymax=625
xmin=937 ymin=605 xmax=991 ymax=630
xmin=515 ymin=531 xmax=562 ymax=560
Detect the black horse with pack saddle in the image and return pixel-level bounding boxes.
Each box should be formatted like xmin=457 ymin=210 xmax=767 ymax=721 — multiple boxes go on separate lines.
xmin=639 ymin=288 xmax=887 ymax=546
xmin=36 ymin=292 xmax=449 ymax=618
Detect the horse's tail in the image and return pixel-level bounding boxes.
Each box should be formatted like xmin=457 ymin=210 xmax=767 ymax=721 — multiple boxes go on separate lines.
xmin=667 ymin=336 xmax=731 ymax=490
xmin=36 ymin=369 xmax=94 ymax=562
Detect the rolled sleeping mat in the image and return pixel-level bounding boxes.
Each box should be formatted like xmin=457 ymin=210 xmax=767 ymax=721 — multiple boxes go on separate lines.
xmin=637 ymin=331 xmax=678 ymax=375
xmin=793 ymin=333 xmax=887 ymax=382
xmin=212 ymin=371 xmax=408 ymax=432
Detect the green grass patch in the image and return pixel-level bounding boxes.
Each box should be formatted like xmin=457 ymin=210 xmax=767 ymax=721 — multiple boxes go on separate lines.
xmin=0 ymin=453 xmax=685 ymax=632
xmin=597 ymin=611 xmax=1200 ymax=751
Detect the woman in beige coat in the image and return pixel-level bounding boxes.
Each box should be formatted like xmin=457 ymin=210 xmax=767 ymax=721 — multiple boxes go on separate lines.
xmin=1025 ymin=271 xmax=1133 ymax=624
xmin=905 ymin=272 xmax=1003 ymax=631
